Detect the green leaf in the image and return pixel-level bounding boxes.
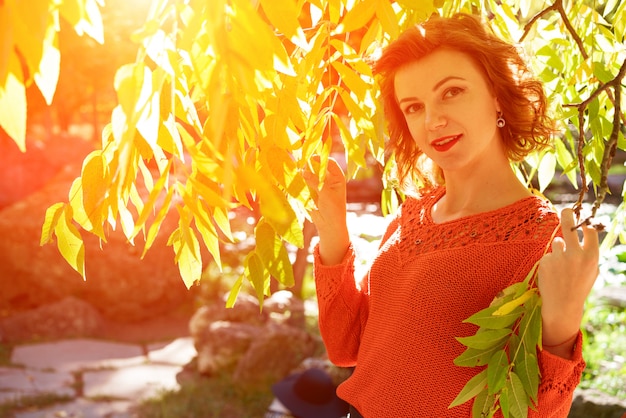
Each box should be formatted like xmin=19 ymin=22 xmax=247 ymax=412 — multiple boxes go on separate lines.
xmin=454 ymin=342 xmax=506 ymax=368
xmin=464 ymin=304 xmax=523 ymax=329
xmin=537 ymin=151 xmax=556 ymax=193
xmin=514 ymin=350 xmax=540 ymax=405
xmin=518 ymin=293 xmax=542 ymax=351
xmin=500 ymin=385 xmax=511 ymax=418
xmin=456 ymin=328 xmax=512 ymax=350
xmin=472 ymin=388 xmax=497 ymax=418
xmin=506 ymin=372 xmax=529 ymax=418
xmin=487 ymin=349 xmax=509 ymax=395
xmin=449 ymin=369 xmax=488 ymax=409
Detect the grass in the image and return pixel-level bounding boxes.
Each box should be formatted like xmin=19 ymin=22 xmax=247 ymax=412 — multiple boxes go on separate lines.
xmin=134 ymin=371 xmax=273 ymax=418
xmin=579 ymin=244 xmax=626 ymax=399
xmin=0 ymin=393 xmax=74 ymax=417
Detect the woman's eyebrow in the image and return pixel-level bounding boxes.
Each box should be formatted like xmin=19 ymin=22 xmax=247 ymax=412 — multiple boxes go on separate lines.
xmin=398 ymin=75 xmax=467 ymax=104
xmin=432 ymin=76 xmax=466 ymax=91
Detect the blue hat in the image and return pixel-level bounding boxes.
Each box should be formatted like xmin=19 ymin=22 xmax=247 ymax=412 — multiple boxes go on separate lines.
xmin=271 ymin=368 xmax=349 ymax=418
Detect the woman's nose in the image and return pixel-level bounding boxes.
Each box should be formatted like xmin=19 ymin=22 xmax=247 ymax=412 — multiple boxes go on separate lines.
xmin=425 ymin=107 xmax=447 ymax=131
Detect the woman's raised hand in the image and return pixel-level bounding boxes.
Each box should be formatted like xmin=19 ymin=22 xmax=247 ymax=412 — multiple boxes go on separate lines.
xmin=538 ymin=208 xmax=600 ymax=358
xmin=302 ymin=156 xmax=350 ymax=265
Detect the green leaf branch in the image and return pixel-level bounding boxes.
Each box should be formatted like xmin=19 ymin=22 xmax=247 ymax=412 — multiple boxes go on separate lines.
xmin=450 ymin=224 xmax=561 ymax=417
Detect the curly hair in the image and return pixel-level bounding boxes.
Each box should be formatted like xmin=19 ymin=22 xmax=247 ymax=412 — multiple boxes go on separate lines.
xmin=373 ymin=13 xmax=555 ymax=188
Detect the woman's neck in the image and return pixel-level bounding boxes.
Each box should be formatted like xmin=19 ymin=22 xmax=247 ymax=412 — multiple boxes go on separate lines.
xmin=431 ymin=164 xmax=531 ymax=224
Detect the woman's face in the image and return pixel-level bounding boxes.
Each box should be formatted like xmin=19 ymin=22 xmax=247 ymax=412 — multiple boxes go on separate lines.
xmin=394 ymin=48 xmax=505 ymax=175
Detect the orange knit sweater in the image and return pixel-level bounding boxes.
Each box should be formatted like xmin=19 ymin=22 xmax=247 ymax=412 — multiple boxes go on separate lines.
xmin=314 ymin=187 xmax=585 ymax=417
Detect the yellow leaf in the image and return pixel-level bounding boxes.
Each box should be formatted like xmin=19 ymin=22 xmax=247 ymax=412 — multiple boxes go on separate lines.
xmin=331 ymin=60 xmax=370 ymax=97
xmin=212 ymin=206 xmax=233 ymax=242
xmin=376 ymin=0 xmax=399 ymax=40
xmin=68 ymin=177 xmax=93 ymax=231
xmin=260 ymin=0 xmax=299 ymax=38
xmin=171 ymin=226 xmax=203 ymax=289
xmin=225 ymin=275 xmax=244 ymax=308
xmin=255 ymin=221 xmax=296 ymax=288
xmin=0 ymin=2 xmax=15 ymax=86
xmin=493 ymin=289 xmax=536 ymax=316
xmin=33 ymin=24 xmax=60 ymax=105
xmin=60 ymin=0 xmax=83 ymax=27
xmin=227 ymin=0 xmax=275 ymax=72
xmin=54 ymin=205 xmax=86 ymax=279
xmin=114 ymin=63 xmax=147 ymax=119
xmin=337 ymin=0 xmax=377 ymax=33
xmin=40 ymin=202 xmax=65 ymax=246
xmin=244 ymin=251 xmax=268 ymax=303
xmin=0 ymin=49 xmax=26 ymax=151
xmin=118 ymin=203 xmax=136 ymax=243
xmin=81 ymin=151 xmax=108 ymax=239
xmin=188 ymin=176 xmax=230 ymax=208
xmin=13 ymin=0 xmax=49 ymax=80
xmin=193 ymin=201 xmax=223 ymax=270
xmin=77 ymin=0 xmax=104 ymax=44
xmin=157 ymin=114 xmax=184 ymax=159
xmin=142 ymin=186 xmax=174 ymax=258
xmin=133 ymin=160 xmax=172 ymax=239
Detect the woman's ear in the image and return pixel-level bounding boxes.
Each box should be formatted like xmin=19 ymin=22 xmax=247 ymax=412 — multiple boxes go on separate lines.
xmin=494 ymin=97 xmax=502 ymax=113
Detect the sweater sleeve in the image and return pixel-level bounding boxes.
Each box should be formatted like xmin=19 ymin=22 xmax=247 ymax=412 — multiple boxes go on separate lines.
xmin=529 ymin=332 xmax=585 ymax=417
xmin=313 ymin=243 xmax=368 ymax=367
xmin=314 ymin=215 xmax=400 ymax=367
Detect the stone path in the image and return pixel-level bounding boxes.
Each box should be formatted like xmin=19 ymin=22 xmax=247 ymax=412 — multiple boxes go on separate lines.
xmin=0 ymin=337 xmax=196 ymax=418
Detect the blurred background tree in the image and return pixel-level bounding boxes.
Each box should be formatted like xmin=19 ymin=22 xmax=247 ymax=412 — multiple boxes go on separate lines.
xmin=1 ymin=0 xmax=624 ymax=304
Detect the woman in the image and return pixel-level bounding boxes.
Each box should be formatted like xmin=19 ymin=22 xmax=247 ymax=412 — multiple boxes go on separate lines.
xmin=305 ymin=13 xmax=599 ymax=417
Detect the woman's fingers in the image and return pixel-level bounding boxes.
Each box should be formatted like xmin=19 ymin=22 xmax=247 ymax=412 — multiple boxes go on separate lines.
xmin=559 ymin=208 xmax=579 ymax=250
xmin=580 ymin=218 xmax=600 ymax=255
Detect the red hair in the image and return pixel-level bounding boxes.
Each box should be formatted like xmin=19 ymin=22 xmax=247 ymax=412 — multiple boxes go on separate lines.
xmin=373 ymin=13 xmax=555 ymax=188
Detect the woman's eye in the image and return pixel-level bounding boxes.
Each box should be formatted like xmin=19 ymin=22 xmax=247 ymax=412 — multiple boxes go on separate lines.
xmin=404 ymin=103 xmax=424 ymax=114
xmin=443 ymin=87 xmax=464 ymax=98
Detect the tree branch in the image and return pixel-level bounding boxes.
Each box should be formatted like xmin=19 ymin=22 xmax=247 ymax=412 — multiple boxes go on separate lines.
xmin=568 ymin=57 xmax=626 ymax=228
xmin=519 ymin=2 xmax=558 ymax=43
xmin=592 ymin=58 xmax=626 ymax=217
xmin=554 ymin=0 xmax=589 ymax=60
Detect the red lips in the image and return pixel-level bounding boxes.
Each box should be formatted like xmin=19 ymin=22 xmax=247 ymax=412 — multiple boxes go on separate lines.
xmin=430 ymin=134 xmax=461 ymax=152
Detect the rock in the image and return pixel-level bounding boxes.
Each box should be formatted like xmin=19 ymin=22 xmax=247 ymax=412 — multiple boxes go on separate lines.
xmin=0 ymin=297 xmax=103 ymax=343
xmin=190 ymin=291 xmax=322 ymax=385
xmin=194 ymin=321 xmax=262 ymax=375
xmin=0 ymin=161 xmax=193 ymax=323
xmin=189 ymin=293 xmax=266 ymax=334
xmin=233 ymin=322 xmax=320 ymax=385
xmin=568 ymin=388 xmax=626 ymax=418
xmin=263 ymin=289 xmax=306 ymax=329
xmin=595 ymin=286 xmax=626 ymax=309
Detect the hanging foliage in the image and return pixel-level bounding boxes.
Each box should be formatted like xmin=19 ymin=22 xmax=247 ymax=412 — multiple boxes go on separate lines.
xmin=1 ymin=0 xmax=625 ymax=415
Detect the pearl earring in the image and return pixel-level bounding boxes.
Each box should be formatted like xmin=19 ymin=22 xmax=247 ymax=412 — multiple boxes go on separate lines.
xmin=496 ymin=112 xmax=506 ymax=128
